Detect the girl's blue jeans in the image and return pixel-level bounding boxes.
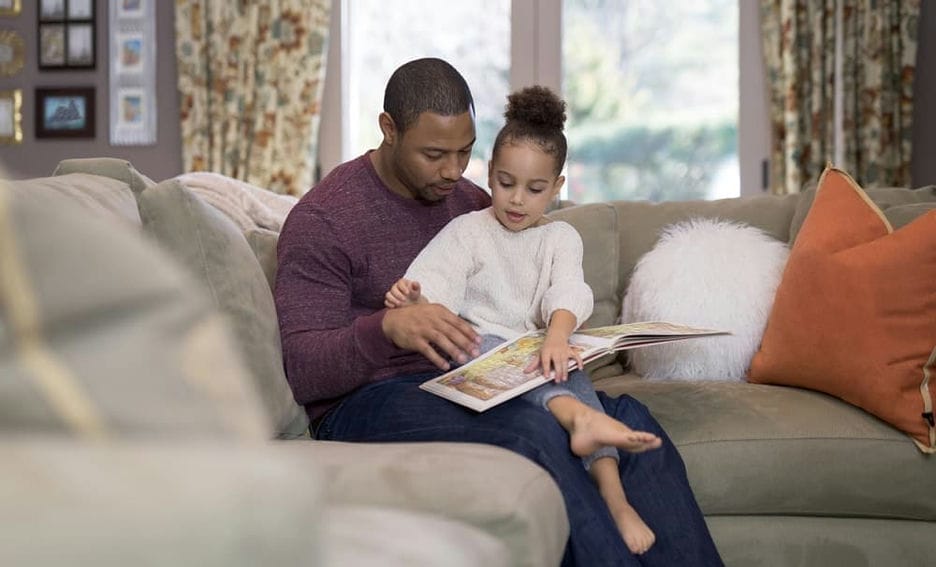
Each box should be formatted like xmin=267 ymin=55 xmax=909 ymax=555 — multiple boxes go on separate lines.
xmin=478 ymin=334 xmax=618 ymax=470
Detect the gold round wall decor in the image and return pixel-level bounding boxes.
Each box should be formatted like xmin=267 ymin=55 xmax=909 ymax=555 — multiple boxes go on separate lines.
xmin=0 ymin=29 xmax=25 ymax=77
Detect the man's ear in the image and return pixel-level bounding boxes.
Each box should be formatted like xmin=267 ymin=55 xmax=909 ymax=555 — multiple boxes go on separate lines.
xmin=378 ymin=112 xmax=397 ymax=146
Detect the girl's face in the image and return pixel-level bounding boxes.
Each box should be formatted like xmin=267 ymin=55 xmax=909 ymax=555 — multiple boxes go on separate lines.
xmin=488 ymin=141 xmax=565 ymax=232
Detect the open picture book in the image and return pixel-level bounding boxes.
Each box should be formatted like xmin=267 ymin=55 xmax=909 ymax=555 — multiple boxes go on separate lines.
xmin=420 ymin=321 xmax=728 ymax=412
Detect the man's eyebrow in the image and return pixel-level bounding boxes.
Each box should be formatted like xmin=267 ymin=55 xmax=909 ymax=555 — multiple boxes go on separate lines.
xmin=424 ymin=138 xmax=476 ymax=153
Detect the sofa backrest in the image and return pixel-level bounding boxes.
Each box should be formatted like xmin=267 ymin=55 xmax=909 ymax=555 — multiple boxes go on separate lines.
xmin=550 ymin=184 xmax=936 ymax=329
xmin=136 ymin=179 xmax=310 ymax=439
xmin=3 ymin=173 xmax=142 ymax=228
xmin=549 ymin=194 xmax=801 ymax=327
xmin=53 ymin=157 xmax=156 ymax=196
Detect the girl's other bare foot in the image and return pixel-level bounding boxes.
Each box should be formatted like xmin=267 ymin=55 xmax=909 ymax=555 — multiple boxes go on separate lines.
xmin=607 ymin=495 xmax=656 ymax=555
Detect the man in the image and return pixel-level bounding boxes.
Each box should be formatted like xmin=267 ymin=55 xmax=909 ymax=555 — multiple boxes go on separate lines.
xmin=275 ymin=57 xmax=722 ymax=566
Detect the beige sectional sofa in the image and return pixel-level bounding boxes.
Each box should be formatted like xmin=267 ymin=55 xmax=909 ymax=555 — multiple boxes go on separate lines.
xmin=2 ymin=157 xmax=934 ymax=566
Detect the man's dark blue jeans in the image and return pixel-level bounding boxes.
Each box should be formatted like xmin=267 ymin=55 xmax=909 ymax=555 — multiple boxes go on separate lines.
xmin=317 ymin=372 xmax=724 ymax=566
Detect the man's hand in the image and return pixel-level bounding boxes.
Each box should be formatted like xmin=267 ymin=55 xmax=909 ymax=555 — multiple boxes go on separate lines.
xmin=384 ymin=278 xmax=424 ymax=308
xmin=382 ymin=303 xmax=481 ymax=370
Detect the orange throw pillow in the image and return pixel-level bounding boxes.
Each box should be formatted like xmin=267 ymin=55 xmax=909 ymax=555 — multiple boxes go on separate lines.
xmin=748 ymin=166 xmax=936 ymax=452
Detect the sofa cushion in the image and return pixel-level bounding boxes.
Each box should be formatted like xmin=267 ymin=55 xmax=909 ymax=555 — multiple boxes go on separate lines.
xmin=53 ymin=157 xmax=156 ymax=196
xmin=548 ymin=202 xmax=619 ymax=327
xmin=323 ymin=505 xmax=509 ymax=567
xmin=0 ymin=180 xmax=269 ymax=440
xmin=246 ymin=227 xmax=280 ymax=290
xmin=621 ymin=218 xmax=788 ymax=380
xmin=137 ymin=180 xmax=309 ymax=439
xmin=0 ymin=440 xmax=325 ymax=565
xmin=706 ymin=515 xmax=936 ymax=567
xmin=885 ymin=202 xmax=936 ymax=230
xmin=748 ymin=167 xmax=936 ymax=451
xmin=594 ymin=378 xmax=936 ymax=522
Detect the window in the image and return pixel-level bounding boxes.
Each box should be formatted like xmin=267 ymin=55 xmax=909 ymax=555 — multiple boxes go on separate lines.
xmin=563 ymin=0 xmax=739 ymax=202
xmin=344 ymin=0 xmax=510 ymax=187
xmin=319 ymin=0 xmax=766 ymax=201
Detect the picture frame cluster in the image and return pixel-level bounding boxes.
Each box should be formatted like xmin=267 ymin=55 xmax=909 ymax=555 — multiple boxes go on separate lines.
xmin=2 ymin=0 xmax=155 ymax=144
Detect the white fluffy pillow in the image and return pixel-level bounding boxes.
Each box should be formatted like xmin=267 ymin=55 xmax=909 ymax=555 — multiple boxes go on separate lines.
xmin=620 ymin=218 xmax=789 ymax=380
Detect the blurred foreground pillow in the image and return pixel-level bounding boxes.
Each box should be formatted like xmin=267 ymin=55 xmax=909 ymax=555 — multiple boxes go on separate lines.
xmin=0 ymin=178 xmax=269 ymax=440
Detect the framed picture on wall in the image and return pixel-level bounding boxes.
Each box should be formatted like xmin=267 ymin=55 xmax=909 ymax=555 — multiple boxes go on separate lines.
xmin=115 ymin=87 xmax=145 ymax=130
xmin=114 ymin=31 xmax=143 ymax=74
xmin=39 ymin=24 xmax=65 ymax=66
xmin=0 ymin=30 xmax=25 ymax=76
xmin=117 ymin=0 xmax=145 ymax=19
xmin=38 ymin=0 xmax=65 ymax=21
xmin=0 ymin=89 xmax=23 ymax=144
xmin=0 ymin=0 xmax=22 ymax=18
xmin=38 ymin=0 xmax=95 ymax=69
xmin=35 ymin=86 xmax=95 ymax=138
xmin=68 ymin=0 xmax=93 ymax=19
xmin=66 ymin=22 xmax=93 ymax=65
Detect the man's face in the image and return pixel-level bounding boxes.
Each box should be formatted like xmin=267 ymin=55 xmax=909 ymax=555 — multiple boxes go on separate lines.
xmin=388 ymin=111 xmax=476 ymax=202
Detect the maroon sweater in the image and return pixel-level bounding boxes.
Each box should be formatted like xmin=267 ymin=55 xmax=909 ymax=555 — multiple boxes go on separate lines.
xmin=275 ymin=153 xmax=491 ymax=422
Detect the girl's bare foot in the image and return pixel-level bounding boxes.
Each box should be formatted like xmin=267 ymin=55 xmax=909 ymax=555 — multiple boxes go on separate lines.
xmin=607 ymin=495 xmax=656 ymax=555
xmin=567 ymin=407 xmax=661 ymax=457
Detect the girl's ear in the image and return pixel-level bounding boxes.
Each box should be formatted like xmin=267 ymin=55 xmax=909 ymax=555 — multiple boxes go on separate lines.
xmin=551 ymin=175 xmax=566 ymax=198
xmin=378 ymin=112 xmax=397 ymax=146
xmin=487 ymin=159 xmax=494 ymax=188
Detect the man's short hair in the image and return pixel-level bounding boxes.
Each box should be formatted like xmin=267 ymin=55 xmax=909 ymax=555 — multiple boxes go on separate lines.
xmin=383 ymin=58 xmax=475 ymax=134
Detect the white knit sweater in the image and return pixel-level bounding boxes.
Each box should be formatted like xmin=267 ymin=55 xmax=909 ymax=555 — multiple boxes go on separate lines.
xmin=404 ymin=207 xmax=594 ymax=340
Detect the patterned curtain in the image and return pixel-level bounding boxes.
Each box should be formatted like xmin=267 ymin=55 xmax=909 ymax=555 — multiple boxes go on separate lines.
xmin=760 ymin=0 xmax=837 ymax=195
xmin=760 ymin=0 xmax=919 ymax=194
xmin=840 ymin=0 xmax=919 ymax=188
xmin=175 ymin=1 xmax=330 ymax=196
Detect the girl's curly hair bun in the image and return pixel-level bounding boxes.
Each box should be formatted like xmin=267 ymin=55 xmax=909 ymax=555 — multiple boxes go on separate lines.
xmin=504 ymin=86 xmax=566 ymax=131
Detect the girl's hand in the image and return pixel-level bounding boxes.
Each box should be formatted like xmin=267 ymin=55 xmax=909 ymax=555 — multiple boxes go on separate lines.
xmin=384 ymin=278 xmax=423 ymax=308
xmin=524 ymin=334 xmax=584 ymax=382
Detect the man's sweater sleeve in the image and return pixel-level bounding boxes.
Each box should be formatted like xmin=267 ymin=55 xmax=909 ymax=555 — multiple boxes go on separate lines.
xmin=541 ymin=224 xmax=594 ymax=330
xmin=274 ymin=208 xmax=399 ymax=406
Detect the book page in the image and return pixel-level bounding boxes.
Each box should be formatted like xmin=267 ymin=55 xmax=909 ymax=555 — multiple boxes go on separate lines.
xmin=419 ymin=330 xmax=603 ymax=411
xmin=576 ymin=322 xmax=726 ymax=348
xmin=420 ymin=321 xmax=727 ymax=411
xmin=575 ymin=321 xmax=713 ymax=339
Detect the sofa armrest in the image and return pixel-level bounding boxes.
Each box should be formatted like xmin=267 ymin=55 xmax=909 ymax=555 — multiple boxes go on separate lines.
xmin=306 ymin=440 xmax=569 ymax=567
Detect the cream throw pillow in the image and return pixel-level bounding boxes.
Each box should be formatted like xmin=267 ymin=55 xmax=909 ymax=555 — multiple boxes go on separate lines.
xmin=621 ymin=218 xmax=789 ymax=380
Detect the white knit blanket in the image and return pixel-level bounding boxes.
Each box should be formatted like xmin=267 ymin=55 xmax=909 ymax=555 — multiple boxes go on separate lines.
xmin=174 ymin=172 xmax=298 ymax=232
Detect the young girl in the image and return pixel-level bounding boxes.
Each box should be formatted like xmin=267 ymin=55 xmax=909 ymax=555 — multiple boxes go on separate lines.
xmin=385 ymin=86 xmax=659 ymax=555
